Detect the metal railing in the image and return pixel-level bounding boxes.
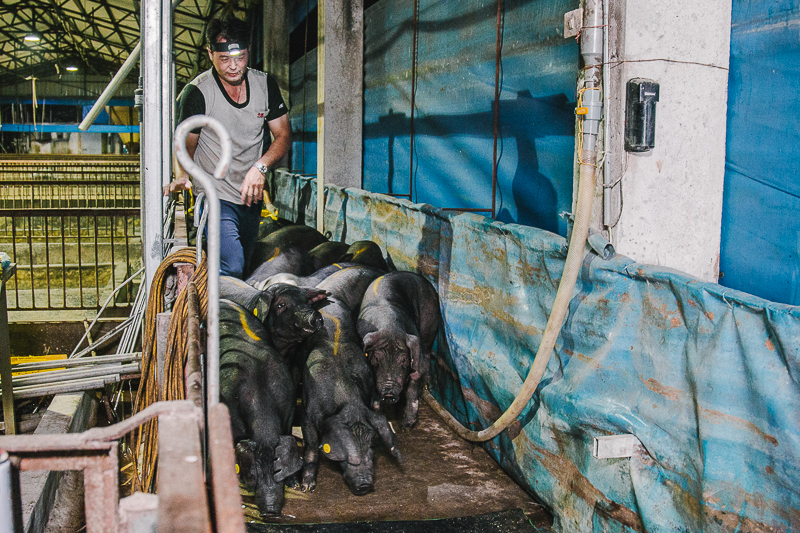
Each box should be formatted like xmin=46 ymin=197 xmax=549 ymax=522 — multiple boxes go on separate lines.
xmin=0 ymin=209 xmax=141 ymax=311
xmin=0 ymin=157 xmax=142 ymax=312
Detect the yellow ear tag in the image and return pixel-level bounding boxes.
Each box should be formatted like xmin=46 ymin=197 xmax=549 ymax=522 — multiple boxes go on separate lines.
xmin=365 ymin=352 xmax=369 ymax=357
xmin=235 ymin=464 xmax=240 ymax=474
xmin=253 ymin=308 xmax=258 ymax=317
xmin=323 ymin=444 xmax=331 ymax=454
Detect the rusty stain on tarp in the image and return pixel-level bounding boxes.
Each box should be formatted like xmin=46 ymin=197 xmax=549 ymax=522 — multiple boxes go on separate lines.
xmin=271 ymin=171 xmax=800 ymax=532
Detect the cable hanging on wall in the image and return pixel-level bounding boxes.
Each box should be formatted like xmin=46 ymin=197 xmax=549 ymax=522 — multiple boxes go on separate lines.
xmin=406 ymin=0 xmax=420 ymax=203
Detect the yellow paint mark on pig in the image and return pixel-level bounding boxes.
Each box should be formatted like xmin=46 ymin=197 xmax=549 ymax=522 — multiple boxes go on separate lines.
xmin=323 ymin=444 xmax=331 ymax=454
xmin=352 ymin=247 xmax=365 ymax=258
xmin=320 ymin=310 xmax=341 ymax=355
xmin=253 ymin=308 xmax=258 ymax=317
xmin=326 ymin=267 xmax=355 ymax=283
xmin=372 ymin=275 xmax=385 ymax=296
xmin=238 ymin=308 xmax=261 ymax=341
xmin=266 ymin=247 xmax=281 ymax=262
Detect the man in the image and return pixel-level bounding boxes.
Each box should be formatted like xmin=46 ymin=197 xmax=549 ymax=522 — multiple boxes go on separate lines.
xmin=168 ymin=16 xmax=290 ymax=278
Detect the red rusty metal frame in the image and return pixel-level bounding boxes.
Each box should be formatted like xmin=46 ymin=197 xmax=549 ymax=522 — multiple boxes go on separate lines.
xmin=0 ymin=400 xmax=245 ymax=532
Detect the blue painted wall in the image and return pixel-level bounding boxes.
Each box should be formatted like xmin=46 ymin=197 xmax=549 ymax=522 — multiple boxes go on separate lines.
xmin=721 ymin=0 xmax=800 ymax=304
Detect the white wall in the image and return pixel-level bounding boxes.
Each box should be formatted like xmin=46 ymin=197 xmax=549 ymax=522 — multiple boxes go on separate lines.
xmin=604 ymin=0 xmax=732 ymax=282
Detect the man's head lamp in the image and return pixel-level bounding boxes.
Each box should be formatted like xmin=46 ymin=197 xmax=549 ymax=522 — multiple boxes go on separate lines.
xmin=210 ymin=40 xmax=248 ymax=56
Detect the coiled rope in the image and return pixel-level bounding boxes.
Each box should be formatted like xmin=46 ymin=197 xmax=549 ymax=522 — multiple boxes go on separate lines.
xmin=131 ymin=248 xmax=208 ymax=492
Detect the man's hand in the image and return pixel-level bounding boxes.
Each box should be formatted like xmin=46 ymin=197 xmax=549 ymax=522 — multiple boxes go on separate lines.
xmin=163 ymin=176 xmax=192 ymax=196
xmin=241 ymin=165 xmax=265 ymax=206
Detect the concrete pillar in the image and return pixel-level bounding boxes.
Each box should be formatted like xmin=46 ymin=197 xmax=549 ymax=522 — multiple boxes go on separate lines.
xmin=318 ymin=0 xmax=364 ymax=189
xmin=603 ymin=0 xmax=731 ymax=282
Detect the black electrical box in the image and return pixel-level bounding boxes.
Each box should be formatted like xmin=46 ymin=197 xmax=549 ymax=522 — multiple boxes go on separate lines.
xmin=625 ymin=78 xmax=659 ymax=152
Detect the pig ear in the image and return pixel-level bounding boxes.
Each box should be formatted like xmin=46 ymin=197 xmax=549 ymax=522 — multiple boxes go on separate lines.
xmin=406 ymin=334 xmax=420 ymax=373
xmin=256 ymin=287 xmax=276 ymax=317
xmin=303 ymin=288 xmax=330 ymax=307
xmin=362 ymin=332 xmax=377 ymax=352
xmin=273 ymin=435 xmax=302 ymax=481
xmin=234 ymin=440 xmax=258 ymax=489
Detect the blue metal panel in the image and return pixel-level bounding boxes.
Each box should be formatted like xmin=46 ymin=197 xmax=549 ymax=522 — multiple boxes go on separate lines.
xmin=362 ymin=0 xmax=579 ymax=236
xmin=0 ymin=124 xmax=139 ymax=133
xmin=272 ymin=171 xmax=800 ymax=532
xmin=288 ymin=0 xmax=579 ymax=236
xmin=721 ymin=0 xmax=800 ymax=304
xmin=289 ymin=49 xmax=317 ymax=176
xmin=0 ymin=98 xmax=135 ymax=106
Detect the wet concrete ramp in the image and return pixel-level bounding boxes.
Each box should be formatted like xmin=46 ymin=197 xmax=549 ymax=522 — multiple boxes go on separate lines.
xmin=248 ymin=508 xmax=542 ymax=532
xmin=242 ymin=402 xmax=553 ymax=531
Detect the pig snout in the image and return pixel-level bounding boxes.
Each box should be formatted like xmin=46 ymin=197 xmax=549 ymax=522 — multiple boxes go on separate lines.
xmin=256 ymin=482 xmax=285 ymax=517
xmin=378 ymin=378 xmax=404 ymax=404
xmin=343 ymin=464 xmax=374 ymax=496
xmin=297 ymin=310 xmax=324 ymax=334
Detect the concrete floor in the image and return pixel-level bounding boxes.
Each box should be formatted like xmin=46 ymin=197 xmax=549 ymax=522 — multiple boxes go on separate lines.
xmin=242 ymin=402 xmax=553 ymax=530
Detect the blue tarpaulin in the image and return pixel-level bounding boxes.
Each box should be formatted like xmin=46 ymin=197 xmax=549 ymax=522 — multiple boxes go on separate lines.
xmin=721 ymin=0 xmax=800 ymax=305
xmin=271 ymin=170 xmax=800 ymax=532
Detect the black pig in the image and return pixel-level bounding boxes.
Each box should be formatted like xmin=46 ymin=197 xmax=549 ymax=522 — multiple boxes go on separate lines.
xmin=300 ymin=296 xmax=401 ymax=495
xmin=219 ymin=277 xmax=327 ymax=356
xmin=340 ymin=240 xmax=388 ymax=271
xmin=248 ymin=225 xmax=328 ymax=277
xmin=357 ymin=272 xmax=440 ymax=428
xmin=219 ymin=284 xmax=327 ymax=516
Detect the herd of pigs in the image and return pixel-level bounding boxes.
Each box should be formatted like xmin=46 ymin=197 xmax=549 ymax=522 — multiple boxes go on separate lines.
xmin=216 ymin=218 xmax=441 ymax=517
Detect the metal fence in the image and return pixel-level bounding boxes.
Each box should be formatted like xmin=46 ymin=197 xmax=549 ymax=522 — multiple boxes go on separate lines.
xmin=0 ymin=157 xmax=141 ymax=311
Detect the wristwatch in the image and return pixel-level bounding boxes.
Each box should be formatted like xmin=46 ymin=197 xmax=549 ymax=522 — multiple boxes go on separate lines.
xmin=253 ymin=162 xmax=269 ymax=176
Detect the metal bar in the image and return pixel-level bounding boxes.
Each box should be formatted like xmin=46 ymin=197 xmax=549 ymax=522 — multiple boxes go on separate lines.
xmin=124 ymin=213 xmax=131 ymax=304
xmin=10 ymin=216 xmax=19 ymax=308
xmin=70 ymin=316 xmax=134 ymax=359
xmin=44 ymin=215 xmax=52 ymax=308
xmin=77 ymin=213 xmax=84 ymax=308
xmin=111 ymin=213 xmax=117 ymax=302
xmin=0 ymin=209 xmax=139 ymax=216
xmin=7 ymin=363 xmax=139 ymax=388
xmin=79 ymin=42 xmax=142 ymax=131
xmin=207 ymin=404 xmax=246 ymax=533
xmin=13 ymin=376 xmax=115 ymax=399
xmin=82 ymin=443 xmax=119 ymax=533
xmin=185 ymin=283 xmax=202 ymax=408
xmin=67 ymin=268 xmax=143 ymax=341
xmin=61 ymin=214 xmax=66 ymax=307
xmin=0 ymin=266 xmax=17 ymax=435
xmin=408 ymin=0 xmax=419 ymax=202
xmin=94 ymin=215 xmax=100 ymax=308
xmin=13 ymin=353 xmax=141 ymax=371
xmin=175 ymin=115 xmax=231 ymax=407
xmin=157 ymin=412 xmax=212 ymax=533
xmin=27 ymin=214 xmax=34 ymax=308
xmin=491 ymin=0 xmax=503 ymax=219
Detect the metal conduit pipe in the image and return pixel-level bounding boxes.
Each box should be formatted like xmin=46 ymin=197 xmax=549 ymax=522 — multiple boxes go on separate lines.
xmin=174 ymin=115 xmax=232 ymax=407
xmin=78 ymin=0 xmax=185 ymax=131
xmin=422 ymin=0 xmax=605 ymax=442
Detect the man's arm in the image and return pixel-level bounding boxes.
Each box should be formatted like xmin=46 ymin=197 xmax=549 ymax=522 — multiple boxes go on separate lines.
xmin=240 ymin=114 xmax=291 ymax=206
xmin=164 ymin=132 xmax=200 ymax=195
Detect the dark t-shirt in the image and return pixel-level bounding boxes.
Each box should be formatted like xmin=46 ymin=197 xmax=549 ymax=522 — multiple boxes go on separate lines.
xmin=176 ymin=68 xmax=288 ymax=204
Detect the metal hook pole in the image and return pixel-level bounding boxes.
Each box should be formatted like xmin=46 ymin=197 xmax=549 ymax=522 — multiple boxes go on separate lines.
xmin=173 ymin=116 xmax=231 ymax=407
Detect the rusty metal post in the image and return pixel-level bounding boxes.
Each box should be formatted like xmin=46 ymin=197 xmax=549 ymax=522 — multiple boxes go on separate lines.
xmin=174 ymin=262 xmax=195 ymax=297
xmin=156 ymin=312 xmax=171 ymax=399
xmin=0 ymin=264 xmax=17 ymax=435
xmin=185 ymin=283 xmax=203 ymax=408
xmin=156 ymin=411 xmax=211 ymax=533
xmin=207 ymin=404 xmax=246 ymax=533
xmin=82 ymin=441 xmax=119 ymax=533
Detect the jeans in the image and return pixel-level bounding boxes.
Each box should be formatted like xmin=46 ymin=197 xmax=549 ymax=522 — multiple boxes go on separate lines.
xmin=203 ymin=200 xmax=262 ymax=279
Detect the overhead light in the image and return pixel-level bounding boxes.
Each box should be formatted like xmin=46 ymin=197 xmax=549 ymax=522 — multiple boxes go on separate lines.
xmin=66 ymin=66 xmax=78 ymax=72
xmin=24 ymin=33 xmax=41 ymax=42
